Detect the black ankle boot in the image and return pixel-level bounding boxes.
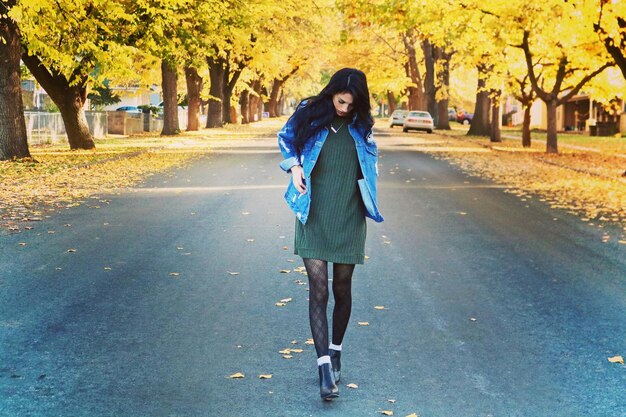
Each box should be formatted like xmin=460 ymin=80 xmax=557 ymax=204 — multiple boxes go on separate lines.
xmin=318 ymin=363 xmax=339 ymax=400
xmin=329 ymin=349 xmax=341 ymax=383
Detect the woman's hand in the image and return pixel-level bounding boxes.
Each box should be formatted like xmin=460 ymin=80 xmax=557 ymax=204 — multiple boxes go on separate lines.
xmin=291 ymin=165 xmax=307 ymax=194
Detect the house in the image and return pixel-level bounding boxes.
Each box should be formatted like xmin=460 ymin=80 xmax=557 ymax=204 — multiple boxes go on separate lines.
xmin=506 ymin=94 xmax=625 ymax=136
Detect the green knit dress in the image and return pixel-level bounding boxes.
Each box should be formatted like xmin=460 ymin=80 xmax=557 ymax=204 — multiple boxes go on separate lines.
xmin=294 ymin=115 xmax=367 ymax=264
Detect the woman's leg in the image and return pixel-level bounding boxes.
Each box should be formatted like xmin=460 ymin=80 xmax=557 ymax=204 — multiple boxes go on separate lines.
xmin=303 ymin=258 xmax=330 ymax=359
xmin=331 ymin=263 xmax=355 ymax=345
xmin=329 ymin=263 xmax=355 ymax=383
xmin=304 ymin=258 xmax=338 ymax=400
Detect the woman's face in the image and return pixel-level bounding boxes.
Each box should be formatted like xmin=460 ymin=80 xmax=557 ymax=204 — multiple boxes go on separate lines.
xmin=333 ymin=92 xmax=354 ymax=117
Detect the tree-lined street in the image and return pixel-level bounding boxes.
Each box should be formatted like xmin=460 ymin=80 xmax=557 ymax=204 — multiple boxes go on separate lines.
xmin=1 ymin=130 xmax=624 ymax=416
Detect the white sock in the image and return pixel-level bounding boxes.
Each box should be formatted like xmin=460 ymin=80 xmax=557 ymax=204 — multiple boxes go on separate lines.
xmin=329 ymin=343 xmax=342 ymax=351
xmin=317 ymin=355 xmax=331 ymax=366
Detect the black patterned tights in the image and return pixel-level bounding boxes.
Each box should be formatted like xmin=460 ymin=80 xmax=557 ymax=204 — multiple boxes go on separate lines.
xmin=303 ymin=258 xmax=356 ymax=358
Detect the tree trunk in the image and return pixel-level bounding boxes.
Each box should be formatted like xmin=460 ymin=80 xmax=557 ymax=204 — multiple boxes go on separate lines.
xmin=268 ymin=78 xmax=282 ymax=118
xmin=387 ymin=91 xmax=397 ymax=114
xmin=206 ymin=56 xmax=225 ymax=128
xmin=546 ymin=100 xmax=558 ymax=153
xmin=490 ymin=89 xmax=502 ymax=142
xmin=522 ymin=105 xmax=532 ymax=148
xmin=467 ymin=65 xmax=491 ymax=136
xmin=21 ymin=53 xmax=95 ymax=150
xmin=222 ymin=67 xmax=244 ymax=125
xmin=435 ymin=49 xmax=451 ymax=130
xmin=161 ymin=60 xmax=180 ymax=135
xmin=185 ymin=66 xmax=202 ymax=131
xmin=240 ymin=90 xmax=249 ymax=124
xmin=277 ymin=90 xmax=285 ymax=116
xmin=422 ymin=40 xmax=437 ymax=122
xmin=402 ymin=30 xmax=426 ymax=110
xmin=0 ymin=6 xmax=31 ymax=160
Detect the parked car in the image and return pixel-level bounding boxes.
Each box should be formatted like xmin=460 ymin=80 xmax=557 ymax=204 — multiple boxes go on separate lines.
xmin=403 ymin=111 xmax=434 ymax=133
xmin=448 ymin=108 xmax=457 ymax=121
xmin=115 ymin=105 xmax=142 ymax=113
xmin=389 ymin=110 xmax=409 ymax=127
xmin=456 ymin=110 xmax=474 ymax=125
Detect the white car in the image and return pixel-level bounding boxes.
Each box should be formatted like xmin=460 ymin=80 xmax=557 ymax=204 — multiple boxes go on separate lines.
xmin=389 ymin=110 xmax=408 ymax=128
xmin=403 ymin=111 xmax=434 ymax=133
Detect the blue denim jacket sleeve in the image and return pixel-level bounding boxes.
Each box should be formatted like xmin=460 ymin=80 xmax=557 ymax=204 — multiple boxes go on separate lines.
xmin=278 ymin=116 xmax=301 ymax=173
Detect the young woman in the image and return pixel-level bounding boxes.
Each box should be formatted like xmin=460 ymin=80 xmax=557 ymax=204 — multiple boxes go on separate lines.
xmin=278 ymin=68 xmax=384 ymax=400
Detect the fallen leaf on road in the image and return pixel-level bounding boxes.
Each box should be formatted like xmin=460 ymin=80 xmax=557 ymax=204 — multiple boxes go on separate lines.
xmin=280 ymin=269 xmax=291 ymax=273
xmin=405 ymin=413 xmax=419 ymax=417
xmin=259 ymin=374 xmax=273 ymax=379
xmin=247 ymin=239 xmax=255 ymax=242
xmin=18 ymin=242 xmax=26 ymax=246
xmin=169 ymin=272 xmax=180 ymax=277
xmin=387 ymin=399 xmax=396 ymax=403
xmin=291 ymin=340 xmax=298 ymax=344
xmin=619 ymin=240 xmax=626 ymax=245
xmin=374 ymin=306 xmax=386 ymax=310
xmin=177 ymin=247 xmax=184 ymax=250
xmin=294 ymin=280 xmax=307 ymax=285
xmin=608 ymin=356 xmax=624 ymax=364
xmin=346 ymin=383 xmax=358 ymax=389
xmin=242 ymin=212 xmax=250 ymax=215
xmin=283 ymin=355 xmax=293 ymax=359
xmin=469 ymin=317 xmax=477 ymax=322
xmin=280 ymin=298 xmax=293 ymax=303
xmin=275 ymin=302 xmax=287 ymax=307
xmin=227 ymin=271 xmax=240 ymax=276
xmin=104 ymin=267 xmax=112 ymax=271
xmin=305 ymin=338 xmax=314 ymax=345
xmin=457 ymin=211 xmax=467 ymax=215
xmin=380 ymin=412 xmax=393 ymax=416
xmin=47 ymin=230 xmax=55 ymax=234
xmin=365 ymin=255 xmax=370 ymax=260
xmin=282 ymin=246 xmax=289 ymax=250
xmin=290 ymin=349 xmax=303 ymax=353
xmin=227 ymin=373 xmax=245 ymax=379
xmin=67 ymin=248 xmax=77 ymax=253
xmin=358 ymin=322 xmax=370 ymax=326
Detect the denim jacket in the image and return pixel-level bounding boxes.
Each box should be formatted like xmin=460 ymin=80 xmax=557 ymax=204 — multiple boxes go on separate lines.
xmin=278 ymin=113 xmax=384 ymax=225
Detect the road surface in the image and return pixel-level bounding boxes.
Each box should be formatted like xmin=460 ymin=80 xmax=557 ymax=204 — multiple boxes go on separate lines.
xmin=1 ymin=129 xmax=624 ymax=417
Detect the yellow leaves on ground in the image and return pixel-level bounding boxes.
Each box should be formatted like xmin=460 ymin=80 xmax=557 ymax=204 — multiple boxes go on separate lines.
xmin=279 ymin=347 xmax=304 ymax=359
xmin=0 ymin=136 xmax=203 ymax=231
xmin=227 ymin=271 xmax=240 ymax=276
xmin=227 ymin=372 xmax=245 ymax=379
xmin=608 ymin=355 xmax=624 ymax=364
xmin=305 ymin=338 xmax=314 ymax=345
xmin=275 ymin=297 xmax=293 ymax=307
xmin=346 ymin=383 xmax=358 ymax=389
xmin=358 ymin=322 xmax=370 ymax=326
xmin=374 ymin=306 xmax=386 ymax=310
xmin=430 ymin=133 xmax=626 ymax=240
xmin=380 ymin=411 xmax=393 ymax=416
xmin=169 ymin=272 xmax=180 ymax=277
xmin=258 ymin=374 xmax=273 ymax=379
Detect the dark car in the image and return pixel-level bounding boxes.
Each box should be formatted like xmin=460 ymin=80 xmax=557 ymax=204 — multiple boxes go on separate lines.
xmin=448 ymin=108 xmax=457 ymax=121
xmin=456 ymin=110 xmax=474 ymax=125
xmin=115 ymin=105 xmax=142 ymax=113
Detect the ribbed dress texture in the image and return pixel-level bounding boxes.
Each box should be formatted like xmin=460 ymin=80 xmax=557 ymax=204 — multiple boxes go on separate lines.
xmin=294 ymin=115 xmax=366 ymax=264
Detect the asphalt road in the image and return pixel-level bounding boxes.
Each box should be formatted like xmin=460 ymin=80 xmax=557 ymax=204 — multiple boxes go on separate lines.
xmin=1 ymin=130 xmax=625 ymax=417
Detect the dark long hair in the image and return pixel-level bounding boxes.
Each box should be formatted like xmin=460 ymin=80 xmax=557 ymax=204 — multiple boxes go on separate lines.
xmin=289 ymin=68 xmax=373 ymax=150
